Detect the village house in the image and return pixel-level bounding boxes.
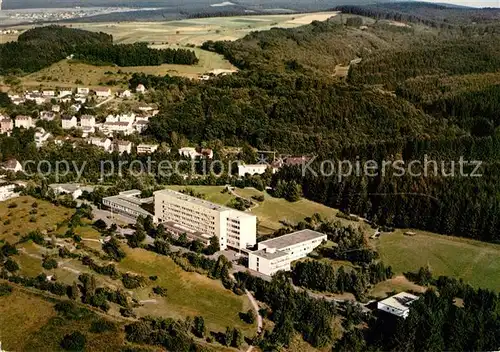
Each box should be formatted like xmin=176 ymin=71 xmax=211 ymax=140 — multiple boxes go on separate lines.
xmin=15 ymin=115 xmax=33 ymax=129
xmin=138 ymin=105 xmax=154 ymax=113
xmin=136 ymin=84 xmax=146 ymax=94
xmin=42 ymin=89 xmax=55 ymax=97
xmin=34 ymin=128 xmax=52 ymax=148
xmin=0 ymin=183 xmax=17 ymax=201
xmin=137 ymin=143 xmax=159 ymax=154
xmin=81 ymin=126 xmax=95 ymax=137
xmin=135 ymin=114 xmax=150 ymax=122
xmin=11 ymin=97 xmax=25 ymax=105
xmin=94 ymin=87 xmax=112 ymax=98
xmin=40 ymin=111 xmax=56 ymax=121
xmin=201 ymin=148 xmax=214 ymax=159
xmin=118 ymin=113 xmax=135 ymax=124
xmin=133 ymin=120 xmax=149 ymax=133
xmin=88 ymin=137 xmax=112 ymax=152
xmin=58 ymin=89 xmax=73 ymax=98
xmin=179 ymin=147 xmax=201 ymax=159
xmin=101 ymin=121 xmax=133 ymax=136
xmin=61 ymin=115 xmax=78 ymax=130
xmin=52 ymin=105 xmax=61 ymax=112
xmin=1 ymin=159 xmax=23 ymax=173
xmin=0 ymin=118 xmax=13 ymax=135
xmin=77 ymin=87 xmax=90 ymax=95
xmin=105 ymin=114 xmax=118 ymax=123
xmin=117 ymin=89 xmax=132 ymax=98
xmin=237 ymin=164 xmax=279 ymax=177
xmin=283 ymin=156 xmax=313 ymax=167
xmin=377 ymin=292 xmax=419 ymax=319
xmin=116 ymin=140 xmax=132 ymax=155
xmin=74 ymin=96 xmax=87 ymax=104
xmin=80 ymin=115 xmax=96 ymax=128
xmin=25 ymin=93 xmax=46 ymax=105
xmin=54 ymin=137 xmax=78 ymax=148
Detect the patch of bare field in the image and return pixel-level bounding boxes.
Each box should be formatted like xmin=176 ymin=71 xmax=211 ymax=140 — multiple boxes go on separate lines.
xmin=285 ymin=11 xmax=340 ymax=24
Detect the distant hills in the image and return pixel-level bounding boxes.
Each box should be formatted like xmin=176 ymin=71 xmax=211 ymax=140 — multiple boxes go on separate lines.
xmin=3 ymin=0 xmax=401 ymax=10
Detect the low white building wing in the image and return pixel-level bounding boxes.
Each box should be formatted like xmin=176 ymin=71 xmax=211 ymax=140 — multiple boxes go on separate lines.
xmin=103 ymin=190 xmax=154 ymax=219
xmin=248 ymin=229 xmax=327 ymax=276
xmin=377 ymin=292 xmax=419 ymax=319
xmin=0 ymin=183 xmax=17 ymax=201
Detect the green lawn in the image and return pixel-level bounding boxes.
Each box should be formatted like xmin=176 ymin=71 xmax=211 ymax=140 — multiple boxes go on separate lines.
xmin=377 ymin=229 xmax=500 ymax=290
xmin=0 ymin=196 xmax=71 ymax=243
xmin=0 ymin=287 xmax=144 ymax=352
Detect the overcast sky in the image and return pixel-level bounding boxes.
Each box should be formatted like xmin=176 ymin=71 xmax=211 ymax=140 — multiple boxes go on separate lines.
xmin=420 ymin=0 xmax=500 ymax=7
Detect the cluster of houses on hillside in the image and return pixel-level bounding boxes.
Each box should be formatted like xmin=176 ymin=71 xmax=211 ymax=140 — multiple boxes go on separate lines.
xmin=7 ymin=84 xmax=147 ymax=106
xmin=0 ymin=108 xmax=157 ymax=141
xmin=237 ymin=155 xmax=313 ymax=177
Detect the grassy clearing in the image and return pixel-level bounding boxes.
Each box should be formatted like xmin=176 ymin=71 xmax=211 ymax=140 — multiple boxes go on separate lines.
xmin=0 ymin=287 xmax=56 ymax=351
xmin=376 ymin=229 xmax=500 ymax=290
xmin=0 ymin=286 xmax=138 ymax=352
xmin=117 ymin=246 xmax=255 ymax=335
xmin=369 ymin=275 xmax=426 ymax=299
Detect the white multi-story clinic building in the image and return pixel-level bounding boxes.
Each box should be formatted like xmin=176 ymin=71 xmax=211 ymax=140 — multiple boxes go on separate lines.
xmin=154 ymin=189 xmax=257 ymax=251
xmin=248 ymin=229 xmax=327 ymax=276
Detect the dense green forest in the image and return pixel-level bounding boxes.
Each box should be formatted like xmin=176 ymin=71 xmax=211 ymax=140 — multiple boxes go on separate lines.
xmin=74 ymin=42 xmax=198 ymax=66
xmin=0 ymin=25 xmax=198 ymax=75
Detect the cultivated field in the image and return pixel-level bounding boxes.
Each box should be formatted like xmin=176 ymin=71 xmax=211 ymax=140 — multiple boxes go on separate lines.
xmin=377 ymin=229 xmax=500 ymax=290
xmin=62 ymin=12 xmax=339 ymax=46
xmin=1 ymin=11 xmax=338 ymax=86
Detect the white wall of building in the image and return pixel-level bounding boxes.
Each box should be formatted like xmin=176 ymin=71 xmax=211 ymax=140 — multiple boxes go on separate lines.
xmin=154 ymin=189 xmax=257 ymax=251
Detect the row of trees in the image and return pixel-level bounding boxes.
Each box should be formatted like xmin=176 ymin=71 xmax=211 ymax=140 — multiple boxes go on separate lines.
xmin=271 ymin=163 xmax=500 ymax=243
xmin=292 ymin=260 xmax=393 ymax=299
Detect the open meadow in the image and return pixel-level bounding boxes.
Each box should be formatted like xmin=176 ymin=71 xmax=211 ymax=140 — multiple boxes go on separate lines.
xmin=377 ymin=229 xmax=500 ymax=291
xmin=117 ymin=246 xmax=255 ymax=335
xmin=52 ymin=12 xmax=339 ymax=46
xmin=0 ymin=286 xmax=132 ymax=352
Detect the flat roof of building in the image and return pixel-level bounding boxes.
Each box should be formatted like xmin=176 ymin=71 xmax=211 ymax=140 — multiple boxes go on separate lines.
xmin=251 ymin=248 xmax=289 ymax=260
xmin=258 ymin=229 xmax=327 ymax=250
xmin=119 ymin=189 xmax=141 ymax=197
xmin=103 ymin=194 xmax=153 ymax=217
xmin=378 ymin=292 xmax=419 ymax=312
xmin=154 ymin=188 xmax=255 ymax=218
